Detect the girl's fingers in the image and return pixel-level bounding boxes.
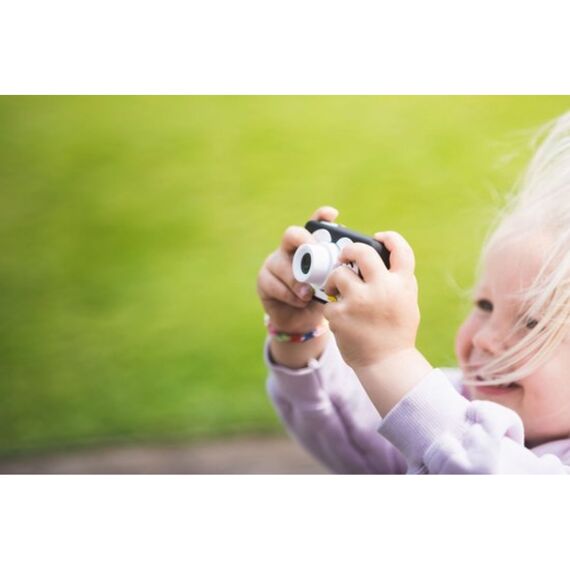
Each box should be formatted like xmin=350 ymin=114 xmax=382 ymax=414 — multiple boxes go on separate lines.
xmin=266 ymin=253 xmax=313 ymax=300
xmin=309 ymin=205 xmax=339 ymax=222
xmin=271 ymin=208 xmax=339 ymax=299
xmin=280 ymin=206 xmax=338 ymax=257
xmin=337 ymin=242 xmax=388 ymax=283
xmin=324 ymin=265 xmax=362 ymax=298
xmin=373 ymin=231 xmax=415 ymax=275
xmin=259 ymin=266 xmax=310 ymax=307
xmin=280 ymin=225 xmax=316 ymax=255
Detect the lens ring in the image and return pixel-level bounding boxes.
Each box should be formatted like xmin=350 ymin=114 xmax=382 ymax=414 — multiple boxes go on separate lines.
xmin=292 ymin=242 xmax=337 ymax=286
xmin=300 ymin=253 xmax=311 ymax=274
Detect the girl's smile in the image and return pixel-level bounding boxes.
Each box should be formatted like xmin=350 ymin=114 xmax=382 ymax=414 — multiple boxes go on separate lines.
xmin=455 ymin=236 xmax=570 ymax=446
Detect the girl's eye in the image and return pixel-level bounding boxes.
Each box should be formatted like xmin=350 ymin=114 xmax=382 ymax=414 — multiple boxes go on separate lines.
xmin=476 ymin=299 xmax=493 ymax=312
xmin=525 ymin=318 xmax=539 ymax=330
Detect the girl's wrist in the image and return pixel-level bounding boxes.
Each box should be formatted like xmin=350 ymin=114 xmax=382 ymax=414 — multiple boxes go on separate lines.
xmin=264 ymin=314 xmax=330 ymax=369
xmin=264 ymin=314 xmax=329 ymax=343
xmin=354 ymin=347 xmax=433 ymax=417
xmin=269 ymin=331 xmax=330 ymax=369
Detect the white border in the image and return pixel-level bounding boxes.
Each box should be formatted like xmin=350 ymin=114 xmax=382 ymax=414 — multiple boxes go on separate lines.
xmin=1 ymin=1 xmax=570 ymax=93
xmin=1 ymin=2 xmax=568 ymax=565
xmin=1 ymin=476 xmax=567 ymax=569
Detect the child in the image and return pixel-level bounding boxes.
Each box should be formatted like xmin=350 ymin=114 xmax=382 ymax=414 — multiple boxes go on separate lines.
xmin=257 ymin=111 xmax=570 ymax=474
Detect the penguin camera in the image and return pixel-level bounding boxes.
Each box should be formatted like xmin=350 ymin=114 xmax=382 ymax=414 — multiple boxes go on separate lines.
xmin=292 ymin=220 xmax=390 ymax=303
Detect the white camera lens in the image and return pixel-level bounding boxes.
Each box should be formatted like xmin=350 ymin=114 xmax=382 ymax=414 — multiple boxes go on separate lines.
xmin=292 ymin=242 xmax=339 ymax=288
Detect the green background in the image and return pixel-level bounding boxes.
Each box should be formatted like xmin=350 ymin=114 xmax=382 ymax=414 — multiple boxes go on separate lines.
xmin=1 ymin=96 xmax=569 ymax=455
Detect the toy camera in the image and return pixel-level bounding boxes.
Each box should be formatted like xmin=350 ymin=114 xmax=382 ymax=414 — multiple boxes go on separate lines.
xmin=292 ymin=220 xmax=390 ymax=303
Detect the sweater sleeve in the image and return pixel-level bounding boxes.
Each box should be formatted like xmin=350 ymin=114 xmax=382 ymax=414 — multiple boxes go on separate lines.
xmin=377 ymin=369 xmax=570 ymax=474
xmin=265 ymin=334 xmax=407 ymax=474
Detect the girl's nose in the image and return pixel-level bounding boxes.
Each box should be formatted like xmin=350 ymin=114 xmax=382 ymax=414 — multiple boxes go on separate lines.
xmin=471 ymin=322 xmax=507 ymax=355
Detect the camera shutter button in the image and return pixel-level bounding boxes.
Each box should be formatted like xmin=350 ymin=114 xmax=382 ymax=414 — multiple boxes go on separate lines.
xmin=336 ymin=237 xmax=353 ymax=250
xmin=313 ymin=229 xmax=332 ymax=243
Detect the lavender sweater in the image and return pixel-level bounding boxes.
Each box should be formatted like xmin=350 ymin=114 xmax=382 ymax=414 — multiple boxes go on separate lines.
xmin=265 ymin=334 xmax=570 ymax=474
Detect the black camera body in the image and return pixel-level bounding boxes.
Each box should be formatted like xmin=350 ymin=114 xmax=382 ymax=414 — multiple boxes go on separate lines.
xmin=292 ymin=220 xmax=390 ymax=303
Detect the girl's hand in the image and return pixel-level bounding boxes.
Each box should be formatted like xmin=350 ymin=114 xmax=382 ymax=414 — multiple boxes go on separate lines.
xmin=322 ymin=231 xmax=421 ymax=371
xmin=323 ymin=230 xmax=432 ymax=415
xmin=257 ymin=205 xmax=339 ymax=333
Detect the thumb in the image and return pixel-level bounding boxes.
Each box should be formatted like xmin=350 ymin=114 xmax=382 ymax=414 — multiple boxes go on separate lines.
xmin=310 ymin=205 xmax=339 ymax=222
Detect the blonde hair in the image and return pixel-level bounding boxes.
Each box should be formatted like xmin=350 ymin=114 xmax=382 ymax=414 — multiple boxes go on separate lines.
xmin=464 ymin=111 xmax=570 ymax=386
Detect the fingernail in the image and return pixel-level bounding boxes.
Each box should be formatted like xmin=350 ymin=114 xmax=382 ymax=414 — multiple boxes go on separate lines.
xmin=297 ymin=284 xmax=312 ymax=298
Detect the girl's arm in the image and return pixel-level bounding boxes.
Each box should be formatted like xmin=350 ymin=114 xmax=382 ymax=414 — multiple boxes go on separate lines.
xmin=376 ymin=369 xmax=570 ymax=474
xmin=265 ymin=333 xmax=408 ymax=474
xmin=267 ymin=335 xmax=570 ymax=473
xmin=322 ymin=232 xmax=570 ymax=474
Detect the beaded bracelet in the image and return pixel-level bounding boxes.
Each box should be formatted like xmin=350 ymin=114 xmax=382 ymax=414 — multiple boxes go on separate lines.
xmin=264 ymin=314 xmax=329 ymax=343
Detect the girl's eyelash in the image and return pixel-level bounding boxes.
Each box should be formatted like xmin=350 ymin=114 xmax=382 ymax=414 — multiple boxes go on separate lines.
xmin=474 ymin=298 xmax=538 ymax=329
xmin=475 ymin=299 xmax=493 ymax=312
xmin=525 ymin=318 xmax=539 ymax=330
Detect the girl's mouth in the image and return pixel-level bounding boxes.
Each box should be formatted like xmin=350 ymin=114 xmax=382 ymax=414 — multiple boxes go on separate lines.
xmin=474 ymin=375 xmax=520 ymax=395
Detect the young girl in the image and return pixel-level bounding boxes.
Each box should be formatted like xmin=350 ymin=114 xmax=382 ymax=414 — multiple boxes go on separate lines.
xmin=257 ymin=111 xmax=570 ymax=474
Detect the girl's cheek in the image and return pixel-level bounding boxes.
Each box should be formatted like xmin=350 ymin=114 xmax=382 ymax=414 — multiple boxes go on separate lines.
xmin=455 ymin=316 xmax=476 ymax=366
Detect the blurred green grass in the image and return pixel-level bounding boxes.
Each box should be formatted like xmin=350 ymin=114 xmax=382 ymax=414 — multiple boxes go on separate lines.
xmin=1 ymin=96 xmax=569 ymax=455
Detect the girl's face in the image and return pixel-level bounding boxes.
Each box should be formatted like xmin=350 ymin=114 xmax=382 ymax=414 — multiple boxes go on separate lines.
xmin=455 ymin=238 xmax=570 ymax=447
